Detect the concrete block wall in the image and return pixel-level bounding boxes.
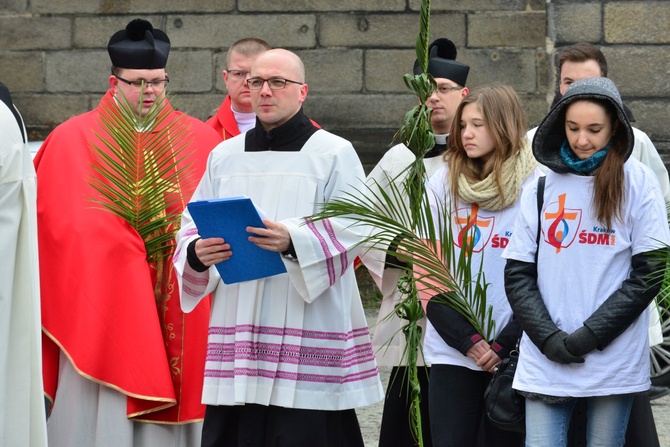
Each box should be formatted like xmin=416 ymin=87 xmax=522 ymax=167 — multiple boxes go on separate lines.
xmin=0 ymin=0 xmax=667 ymax=170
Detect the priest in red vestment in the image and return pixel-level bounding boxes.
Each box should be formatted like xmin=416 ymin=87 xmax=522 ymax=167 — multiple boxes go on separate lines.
xmin=35 ymin=18 xmax=220 ymax=447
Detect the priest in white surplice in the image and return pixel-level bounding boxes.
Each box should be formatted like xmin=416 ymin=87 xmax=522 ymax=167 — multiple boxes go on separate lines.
xmin=174 ymin=49 xmax=383 ymax=447
xmin=0 ymin=81 xmax=48 ymax=447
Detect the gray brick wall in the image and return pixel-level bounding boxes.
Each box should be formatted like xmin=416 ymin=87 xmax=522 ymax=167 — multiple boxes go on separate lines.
xmin=1 ymin=0 xmax=668 ymax=171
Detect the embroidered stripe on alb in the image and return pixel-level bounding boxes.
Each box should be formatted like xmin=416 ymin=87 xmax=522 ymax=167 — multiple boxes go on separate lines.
xmin=305 ymin=217 xmax=336 ymax=285
xmin=204 ymin=366 xmax=380 ymax=384
xmin=208 ymin=324 xmax=370 ymax=341
xmin=321 ymin=218 xmax=348 ymax=277
xmin=205 ymin=341 xmax=375 ymax=368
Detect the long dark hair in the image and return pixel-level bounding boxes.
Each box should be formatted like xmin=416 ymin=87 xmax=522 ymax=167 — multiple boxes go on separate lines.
xmin=568 ymin=98 xmax=626 ymax=228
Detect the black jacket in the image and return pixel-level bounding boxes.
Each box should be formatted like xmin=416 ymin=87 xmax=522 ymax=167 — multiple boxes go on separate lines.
xmin=426 ymin=292 xmax=522 ymax=360
xmin=504 ymin=250 xmax=666 ymax=353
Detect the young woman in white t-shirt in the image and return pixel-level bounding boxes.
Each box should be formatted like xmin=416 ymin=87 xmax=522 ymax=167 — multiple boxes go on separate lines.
xmin=424 ymin=84 xmax=541 ymax=447
xmin=503 ymin=77 xmax=670 ymax=446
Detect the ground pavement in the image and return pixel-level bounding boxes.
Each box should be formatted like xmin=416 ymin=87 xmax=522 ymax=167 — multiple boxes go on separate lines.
xmin=358 ymin=309 xmax=670 ymax=447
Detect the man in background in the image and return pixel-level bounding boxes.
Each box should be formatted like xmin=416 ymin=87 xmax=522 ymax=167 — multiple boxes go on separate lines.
xmin=206 ymin=37 xmax=271 ymax=140
xmin=529 ymin=42 xmax=670 ymax=204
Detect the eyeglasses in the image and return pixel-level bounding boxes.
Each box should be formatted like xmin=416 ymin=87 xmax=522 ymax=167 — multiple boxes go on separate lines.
xmin=246 ymin=77 xmax=303 ymax=90
xmin=226 ymin=69 xmax=250 ymax=80
xmin=437 ymin=85 xmax=463 ymax=94
xmin=115 ymin=75 xmax=169 ymax=89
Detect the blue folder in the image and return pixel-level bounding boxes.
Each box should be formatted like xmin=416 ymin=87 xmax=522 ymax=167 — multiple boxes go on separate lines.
xmin=186 ymin=196 xmax=287 ymax=284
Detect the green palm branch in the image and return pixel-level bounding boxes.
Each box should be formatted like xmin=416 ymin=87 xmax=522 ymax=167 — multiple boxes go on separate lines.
xmin=87 ymin=88 xmax=196 ymax=321
xmin=314 ymin=165 xmax=494 ymax=446
xmin=311 ymin=1 xmax=494 ymax=444
xmin=88 ymin=89 xmax=195 ymax=264
xmin=644 ymin=207 xmax=670 ymax=319
xmin=317 ymin=174 xmax=495 ymax=338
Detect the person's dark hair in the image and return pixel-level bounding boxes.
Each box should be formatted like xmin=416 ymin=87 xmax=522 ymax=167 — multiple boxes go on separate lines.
xmin=446 ymin=84 xmax=528 ymax=202
xmin=557 ymin=43 xmax=608 ymax=78
xmin=571 ymin=99 xmax=626 ymax=228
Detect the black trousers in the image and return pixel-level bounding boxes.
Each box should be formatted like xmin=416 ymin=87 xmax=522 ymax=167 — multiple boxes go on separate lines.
xmin=378 ymin=366 xmax=432 ymax=447
xmin=201 ymin=403 xmax=365 ymax=447
xmin=428 ymin=364 xmax=524 ymax=447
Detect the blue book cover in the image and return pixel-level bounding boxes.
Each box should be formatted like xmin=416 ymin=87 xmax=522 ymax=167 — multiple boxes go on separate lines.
xmin=186 ymin=196 xmax=287 ymax=284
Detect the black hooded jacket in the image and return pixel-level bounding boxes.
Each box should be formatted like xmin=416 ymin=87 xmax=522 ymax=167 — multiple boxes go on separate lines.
xmin=505 ymin=78 xmax=666 ymax=359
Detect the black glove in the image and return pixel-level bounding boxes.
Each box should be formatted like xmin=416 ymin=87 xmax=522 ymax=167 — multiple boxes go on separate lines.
xmin=541 ymin=330 xmax=584 ymax=364
xmin=565 ymin=325 xmax=599 ymax=357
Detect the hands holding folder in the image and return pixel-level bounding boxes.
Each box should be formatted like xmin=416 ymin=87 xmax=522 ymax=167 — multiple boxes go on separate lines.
xmin=193 ymin=220 xmax=290 ymax=264
xmin=187 ymin=196 xmax=288 ymax=284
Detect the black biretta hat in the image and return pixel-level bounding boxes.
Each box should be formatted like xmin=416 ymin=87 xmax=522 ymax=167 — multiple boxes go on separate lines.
xmin=107 ymin=19 xmax=170 ymax=69
xmin=413 ymin=38 xmax=470 ymax=86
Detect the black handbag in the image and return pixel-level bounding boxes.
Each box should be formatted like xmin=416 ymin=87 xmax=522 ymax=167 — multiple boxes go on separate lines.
xmin=483 ymin=348 xmax=525 ymax=432
xmin=483 ymin=176 xmax=546 ymax=433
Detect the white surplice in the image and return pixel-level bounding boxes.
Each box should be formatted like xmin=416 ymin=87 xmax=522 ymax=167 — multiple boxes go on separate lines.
xmin=0 ymin=95 xmax=48 ymax=446
xmin=361 ymin=142 xmax=447 ymax=367
xmin=174 ymin=129 xmax=384 ymax=411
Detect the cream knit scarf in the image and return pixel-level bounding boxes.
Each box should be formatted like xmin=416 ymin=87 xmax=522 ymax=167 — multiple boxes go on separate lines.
xmin=456 ymin=138 xmax=537 ymax=211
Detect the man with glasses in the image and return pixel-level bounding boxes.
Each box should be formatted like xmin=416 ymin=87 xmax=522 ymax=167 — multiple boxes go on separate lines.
xmin=174 ymin=48 xmax=384 ymax=447
xmin=206 ymin=37 xmax=271 ymax=140
xmin=34 ymin=18 xmax=220 ymax=447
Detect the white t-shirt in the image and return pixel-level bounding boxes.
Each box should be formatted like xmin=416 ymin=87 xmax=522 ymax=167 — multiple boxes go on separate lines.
xmin=423 ymin=165 xmax=542 ymax=369
xmin=503 ymin=158 xmax=670 ymax=396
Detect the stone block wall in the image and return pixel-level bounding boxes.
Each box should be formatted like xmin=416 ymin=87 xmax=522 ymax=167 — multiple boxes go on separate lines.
xmin=549 ymin=0 xmax=670 ymax=161
xmin=0 ymin=0 xmax=667 ymax=170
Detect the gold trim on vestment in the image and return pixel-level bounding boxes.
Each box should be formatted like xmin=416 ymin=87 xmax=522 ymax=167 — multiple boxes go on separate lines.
xmin=42 ymin=327 xmax=177 ymax=406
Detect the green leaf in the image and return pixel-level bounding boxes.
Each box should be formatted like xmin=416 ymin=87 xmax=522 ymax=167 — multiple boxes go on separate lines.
xmin=88 ymin=88 xmax=196 ymax=265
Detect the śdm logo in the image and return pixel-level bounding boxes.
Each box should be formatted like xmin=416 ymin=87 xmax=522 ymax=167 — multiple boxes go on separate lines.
xmin=455 ymin=204 xmax=495 ymax=254
xmin=544 ymin=193 xmax=582 ymax=253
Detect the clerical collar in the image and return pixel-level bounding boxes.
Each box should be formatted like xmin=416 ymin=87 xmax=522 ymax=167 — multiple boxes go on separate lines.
xmin=424 ymin=133 xmax=449 ymax=159
xmin=232 ymin=106 xmax=256 ymax=133
xmin=246 ymin=108 xmax=318 ymax=152
xmin=434 ymin=133 xmax=448 ymax=145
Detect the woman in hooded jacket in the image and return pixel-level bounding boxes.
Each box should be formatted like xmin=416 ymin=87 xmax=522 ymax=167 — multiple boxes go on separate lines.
xmin=502 ymin=77 xmax=670 ymax=446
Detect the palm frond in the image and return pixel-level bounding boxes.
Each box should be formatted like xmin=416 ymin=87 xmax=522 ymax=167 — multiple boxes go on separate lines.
xmin=314 ymin=1 xmax=490 ymax=444
xmin=645 ymin=242 xmax=670 ymax=310
xmin=316 ymin=177 xmax=495 ymax=340
xmin=88 ymin=88 xmax=195 ymax=263
xmin=415 ymin=0 xmax=431 ymax=75
xmin=312 ymin=3 xmax=491 ymax=442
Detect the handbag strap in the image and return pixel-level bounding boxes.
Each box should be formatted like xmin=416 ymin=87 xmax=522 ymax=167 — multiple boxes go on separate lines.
xmin=535 ymin=175 xmax=545 ymax=260
xmin=512 ymin=176 xmax=546 ymax=355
